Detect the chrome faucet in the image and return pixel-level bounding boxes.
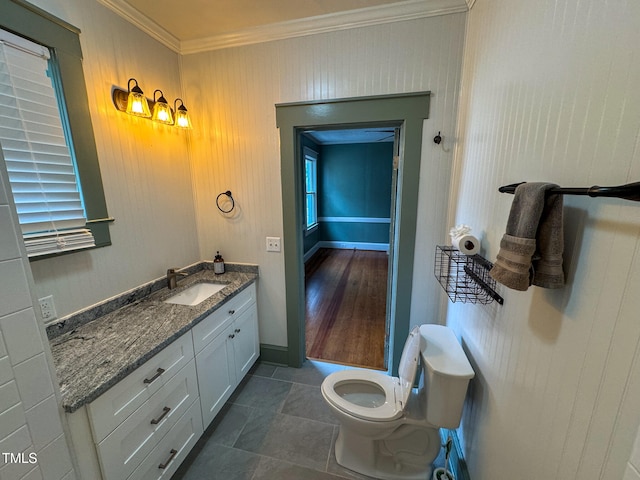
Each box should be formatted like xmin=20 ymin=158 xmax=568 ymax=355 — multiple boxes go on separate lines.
xmin=167 ymin=268 xmax=188 ymax=289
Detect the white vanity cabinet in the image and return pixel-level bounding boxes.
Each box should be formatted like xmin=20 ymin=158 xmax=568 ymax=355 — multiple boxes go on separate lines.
xmin=66 ymin=280 xmax=259 ymax=480
xmin=86 ymin=332 xmax=202 ymax=480
xmin=192 ymin=283 xmax=258 ymax=427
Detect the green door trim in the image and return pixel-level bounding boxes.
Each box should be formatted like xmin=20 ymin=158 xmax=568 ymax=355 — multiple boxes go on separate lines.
xmin=276 ymin=92 xmax=430 ymax=375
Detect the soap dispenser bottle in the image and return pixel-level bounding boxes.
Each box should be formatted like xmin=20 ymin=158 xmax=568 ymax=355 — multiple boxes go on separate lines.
xmin=214 ymin=251 xmax=225 ymax=274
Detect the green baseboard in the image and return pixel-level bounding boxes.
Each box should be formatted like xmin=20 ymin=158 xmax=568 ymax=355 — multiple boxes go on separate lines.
xmin=439 ymin=429 xmax=471 ymax=480
xmin=259 ymin=344 xmax=289 ymax=366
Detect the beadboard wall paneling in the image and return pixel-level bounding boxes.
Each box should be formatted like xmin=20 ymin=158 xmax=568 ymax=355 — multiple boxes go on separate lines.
xmin=25 ymin=0 xmax=200 ymax=319
xmin=182 ymin=13 xmax=467 ymax=345
xmin=449 ymin=1 xmax=640 ymax=480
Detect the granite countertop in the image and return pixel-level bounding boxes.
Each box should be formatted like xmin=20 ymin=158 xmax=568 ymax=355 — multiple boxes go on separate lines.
xmin=49 ymin=265 xmax=258 ymax=413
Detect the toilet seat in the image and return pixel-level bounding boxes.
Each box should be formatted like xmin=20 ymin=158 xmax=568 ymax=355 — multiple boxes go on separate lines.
xmin=322 ymin=369 xmax=403 ymax=422
xmin=322 ymin=326 xmax=422 ymax=423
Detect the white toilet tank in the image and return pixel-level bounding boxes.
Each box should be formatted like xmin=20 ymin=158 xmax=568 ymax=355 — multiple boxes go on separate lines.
xmin=419 ymin=324 xmax=475 ymax=429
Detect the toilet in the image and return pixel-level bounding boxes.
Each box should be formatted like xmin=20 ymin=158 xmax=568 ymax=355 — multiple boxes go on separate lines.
xmin=321 ymin=324 xmax=475 ymax=480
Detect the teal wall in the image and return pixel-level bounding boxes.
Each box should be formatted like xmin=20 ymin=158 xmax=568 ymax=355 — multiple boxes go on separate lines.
xmin=318 ymin=142 xmax=393 ymax=244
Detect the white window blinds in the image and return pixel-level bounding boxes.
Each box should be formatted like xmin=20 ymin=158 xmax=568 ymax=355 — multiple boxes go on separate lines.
xmin=0 ymin=29 xmax=94 ymax=257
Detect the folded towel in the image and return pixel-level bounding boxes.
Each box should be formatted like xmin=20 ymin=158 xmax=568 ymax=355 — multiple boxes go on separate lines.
xmin=490 ymin=183 xmax=564 ymax=291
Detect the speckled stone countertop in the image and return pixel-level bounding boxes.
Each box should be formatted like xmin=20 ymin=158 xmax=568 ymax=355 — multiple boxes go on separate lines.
xmin=48 ymin=263 xmax=258 ymax=413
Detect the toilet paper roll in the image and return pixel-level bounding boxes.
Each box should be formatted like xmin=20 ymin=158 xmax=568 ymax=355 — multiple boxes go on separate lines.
xmin=452 ymin=234 xmax=480 ymax=255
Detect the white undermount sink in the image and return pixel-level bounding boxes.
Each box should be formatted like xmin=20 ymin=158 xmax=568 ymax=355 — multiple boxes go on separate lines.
xmin=164 ymin=282 xmax=227 ymax=306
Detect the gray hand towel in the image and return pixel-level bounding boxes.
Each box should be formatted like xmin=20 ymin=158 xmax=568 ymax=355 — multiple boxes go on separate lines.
xmin=490 ymin=183 xmax=565 ymax=291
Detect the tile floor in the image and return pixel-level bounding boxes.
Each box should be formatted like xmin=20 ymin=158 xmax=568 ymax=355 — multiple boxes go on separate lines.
xmin=171 ymin=360 xmax=448 ymax=480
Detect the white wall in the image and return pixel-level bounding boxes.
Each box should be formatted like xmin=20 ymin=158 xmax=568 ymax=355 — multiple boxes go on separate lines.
xmin=25 ymin=0 xmax=200 ymax=320
xmin=182 ymin=13 xmax=467 ymax=345
xmin=449 ymin=1 xmax=640 ymax=479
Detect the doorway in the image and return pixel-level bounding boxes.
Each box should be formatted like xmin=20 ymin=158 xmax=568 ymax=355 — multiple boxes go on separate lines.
xmin=301 ymin=126 xmax=398 ymax=370
xmin=275 ymin=92 xmax=430 ymax=376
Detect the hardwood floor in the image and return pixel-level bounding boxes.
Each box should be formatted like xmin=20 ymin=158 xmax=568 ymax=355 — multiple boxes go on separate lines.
xmin=305 ymin=248 xmax=388 ymax=370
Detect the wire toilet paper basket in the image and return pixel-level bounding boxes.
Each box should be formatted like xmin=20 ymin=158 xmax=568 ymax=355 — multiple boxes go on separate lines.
xmin=434 ymin=246 xmax=503 ymax=305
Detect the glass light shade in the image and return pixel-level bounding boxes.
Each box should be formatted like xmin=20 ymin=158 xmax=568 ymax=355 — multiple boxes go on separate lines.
xmin=126 ymin=89 xmax=151 ymax=117
xmin=151 ymin=90 xmax=173 ymax=125
xmin=174 ymin=107 xmax=192 ymax=129
xmin=152 ymin=102 xmax=173 ymax=124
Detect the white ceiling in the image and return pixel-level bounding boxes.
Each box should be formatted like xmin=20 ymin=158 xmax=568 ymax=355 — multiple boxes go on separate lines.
xmin=122 ymin=0 xmax=404 ymax=42
xmin=98 ymin=0 xmax=470 ymax=53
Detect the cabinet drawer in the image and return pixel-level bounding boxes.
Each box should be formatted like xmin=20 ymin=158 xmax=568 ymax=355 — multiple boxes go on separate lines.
xmin=96 ymin=360 xmax=199 ymax=480
xmin=127 ymin=399 xmax=203 ymax=480
xmin=192 ymin=283 xmax=256 ymax=354
xmin=88 ymin=332 xmax=194 ymax=442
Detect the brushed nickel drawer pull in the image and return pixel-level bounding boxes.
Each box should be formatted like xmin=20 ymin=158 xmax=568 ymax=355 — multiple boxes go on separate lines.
xmin=158 ymin=448 xmax=178 ymax=469
xmin=144 ymin=368 xmax=165 ymax=384
xmin=229 ymin=309 xmax=235 ymax=314
xmin=150 ymin=406 xmax=171 ymax=425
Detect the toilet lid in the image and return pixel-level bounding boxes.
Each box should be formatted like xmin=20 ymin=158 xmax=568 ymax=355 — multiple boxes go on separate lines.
xmin=321 ymin=370 xmax=403 ymax=422
xmin=397 ymin=326 xmax=421 ymax=410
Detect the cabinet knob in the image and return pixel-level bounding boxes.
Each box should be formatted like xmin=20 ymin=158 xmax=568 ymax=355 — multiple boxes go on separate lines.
xmin=235 ymin=328 xmax=241 ymax=333
xmin=229 ymin=334 xmax=235 ymax=339
xmin=229 ymin=309 xmax=235 ymax=315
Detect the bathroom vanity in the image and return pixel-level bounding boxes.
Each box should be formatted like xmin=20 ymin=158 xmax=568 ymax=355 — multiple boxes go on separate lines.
xmin=47 ymin=264 xmax=259 ymax=480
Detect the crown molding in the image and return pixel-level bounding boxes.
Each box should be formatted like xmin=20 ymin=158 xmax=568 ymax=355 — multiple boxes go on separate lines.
xmin=97 ymin=0 xmax=181 ymax=53
xmin=182 ymin=0 xmax=468 ymax=54
xmin=98 ymin=0 xmax=468 ymax=55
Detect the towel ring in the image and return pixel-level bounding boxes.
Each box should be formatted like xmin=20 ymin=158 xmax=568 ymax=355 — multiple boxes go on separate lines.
xmin=216 ymin=190 xmax=235 ymax=213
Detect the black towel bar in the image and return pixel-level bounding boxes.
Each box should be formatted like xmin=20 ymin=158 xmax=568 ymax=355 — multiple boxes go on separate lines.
xmin=498 ymin=181 xmax=640 ymax=202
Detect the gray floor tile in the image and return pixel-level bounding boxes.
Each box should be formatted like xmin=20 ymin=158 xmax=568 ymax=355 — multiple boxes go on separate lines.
xmin=272 ymin=359 xmax=346 ymax=386
xmin=172 ymin=361 xmax=452 ymax=480
xmin=250 ymin=362 xmax=277 ymax=378
xmin=234 ymin=409 xmax=335 ymax=471
xmin=253 ymin=456 xmax=345 ymax=480
xmin=176 ymin=443 xmax=261 ymax=480
xmin=229 ymin=374 xmax=292 ymax=411
xmin=281 ymin=382 xmax=338 ymax=425
xmin=207 ymin=403 xmax=253 ymax=447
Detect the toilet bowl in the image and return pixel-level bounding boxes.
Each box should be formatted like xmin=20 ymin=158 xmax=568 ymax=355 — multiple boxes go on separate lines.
xmin=321 ymin=324 xmax=474 ymax=480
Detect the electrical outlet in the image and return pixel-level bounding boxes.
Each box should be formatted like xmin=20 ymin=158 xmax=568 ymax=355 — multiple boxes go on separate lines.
xmin=39 ymin=295 xmax=57 ymax=322
xmin=266 ymin=236 xmax=281 ymax=252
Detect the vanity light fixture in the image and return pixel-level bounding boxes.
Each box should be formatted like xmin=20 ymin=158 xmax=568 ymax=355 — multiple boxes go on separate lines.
xmin=124 ymin=78 xmax=151 ymax=117
xmin=112 ymin=79 xmax=193 ymax=129
xmin=173 ymin=98 xmax=192 ymax=129
xmin=151 ymin=89 xmax=173 ymax=125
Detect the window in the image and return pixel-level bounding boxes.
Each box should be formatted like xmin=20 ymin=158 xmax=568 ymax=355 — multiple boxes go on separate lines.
xmin=0 ymin=0 xmax=111 ymax=258
xmin=0 ymin=29 xmax=93 ymax=256
xmin=304 ymin=147 xmax=318 ymax=231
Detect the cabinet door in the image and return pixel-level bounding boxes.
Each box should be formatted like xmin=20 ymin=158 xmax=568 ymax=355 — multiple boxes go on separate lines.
xmin=195 ymin=324 xmax=236 ymax=428
xmin=231 ymin=304 xmax=259 ymax=380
